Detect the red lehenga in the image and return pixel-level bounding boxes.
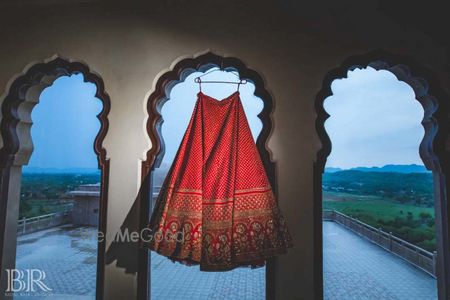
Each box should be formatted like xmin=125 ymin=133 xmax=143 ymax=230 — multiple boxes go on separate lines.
xmin=147 ymin=91 xmax=292 ymax=271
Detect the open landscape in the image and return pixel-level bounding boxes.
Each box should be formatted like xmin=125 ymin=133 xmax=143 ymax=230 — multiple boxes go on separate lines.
xmin=19 ymin=165 xmax=436 ymax=251
xmin=19 ymin=169 xmax=100 ymax=219
xmin=323 ymin=165 xmax=436 ymax=251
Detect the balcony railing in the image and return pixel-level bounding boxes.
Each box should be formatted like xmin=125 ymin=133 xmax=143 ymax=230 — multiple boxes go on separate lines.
xmin=17 ymin=204 xmax=73 ymax=236
xmin=323 ymin=209 xmax=437 ymax=277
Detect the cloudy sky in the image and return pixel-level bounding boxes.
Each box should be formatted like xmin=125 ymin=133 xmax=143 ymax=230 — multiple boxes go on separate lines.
xmin=24 ymin=66 xmax=424 ymax=171
xmin=324 ymin=67 xmax=424 ymax=169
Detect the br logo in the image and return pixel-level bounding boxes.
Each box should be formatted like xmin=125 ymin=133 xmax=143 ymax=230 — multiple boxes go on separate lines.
xmin=5 ymin=269 xmax=52 ymax=293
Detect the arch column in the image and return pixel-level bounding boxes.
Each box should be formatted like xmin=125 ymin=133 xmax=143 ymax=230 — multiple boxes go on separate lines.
xmin=0 ymin=166 xmax=21 ymax=297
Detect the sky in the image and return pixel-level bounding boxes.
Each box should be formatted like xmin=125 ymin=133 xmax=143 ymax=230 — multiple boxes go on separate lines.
xmin=159 ymin=68 xmax=263 ymax=166
xmin=324 ymin=67 xmax=424 ymax=169
xmin=22 ymin=66 xmax=424 ymax=171
xmin=24 ymin=69 xmax=263 ymax=171
xmin=23 ymin=74 xmax=102 ymax=171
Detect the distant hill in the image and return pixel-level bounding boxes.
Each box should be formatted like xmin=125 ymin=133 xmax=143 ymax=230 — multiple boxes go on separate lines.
xmin=351 ymin=164 xmax=428 ymax=173
xmin=23 ymin=167 xmax=100 ymax=174
xmin=324 ymin=167 xmax=342 ymax=173
xmin=325 ymin=164 xmax=428 ymax=174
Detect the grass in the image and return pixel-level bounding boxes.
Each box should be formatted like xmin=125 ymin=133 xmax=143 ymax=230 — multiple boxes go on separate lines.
xmin=323 ymin=191 xmax=435 ymax=220
xmin=323 ymin=191 xmax=436 ymax=251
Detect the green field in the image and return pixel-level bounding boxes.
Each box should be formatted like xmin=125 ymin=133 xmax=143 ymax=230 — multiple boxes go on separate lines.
xmin=324 ymin=191 xmax=435 ymax=219
xmin=323 ymin=191 xmax=436 ymax=251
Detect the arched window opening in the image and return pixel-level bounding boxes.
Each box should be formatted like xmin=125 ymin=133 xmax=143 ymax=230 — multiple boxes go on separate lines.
xmin=141 ymin=53 xmax=277 ymax=300
xmin=0 ymin=58 xmax=110 ymax=299
xmin=16 ymin=74 xmax=102 ymax=298
xmin=151 ymin=67 xmax=265 ymax=300
xmin=319 ymin=65 xmax=440 ymax=299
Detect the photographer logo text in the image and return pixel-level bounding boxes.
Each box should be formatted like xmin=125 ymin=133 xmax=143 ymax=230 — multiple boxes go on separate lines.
xmin=5 ymin=269 xmax=52 ymax=295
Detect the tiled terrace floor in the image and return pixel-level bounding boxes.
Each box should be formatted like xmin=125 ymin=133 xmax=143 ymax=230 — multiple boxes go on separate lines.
xmin=14 ymin=222 xmax=437 ymax=299
xmin=15 ymin=225 xmax=97 ymax=299
xmin=14 ymin=225 xmax=265 ymax=299
xmin=151 ymin=252 xmax=265 ymax=299
xmin=324 ymin=221 xmax=438 ymax=300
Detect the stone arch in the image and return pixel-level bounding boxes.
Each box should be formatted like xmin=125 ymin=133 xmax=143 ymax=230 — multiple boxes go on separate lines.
xmin=0 ymin=55 xmax=111 ymax=299
xmin=314 ymin=50 xmax=450 ymax=299
xmin=140 ymin=51 xmax=277 ymax=300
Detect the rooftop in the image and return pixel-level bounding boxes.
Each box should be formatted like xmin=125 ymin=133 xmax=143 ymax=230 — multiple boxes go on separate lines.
xmin=66 ymin=184 xmax=101 ymax=198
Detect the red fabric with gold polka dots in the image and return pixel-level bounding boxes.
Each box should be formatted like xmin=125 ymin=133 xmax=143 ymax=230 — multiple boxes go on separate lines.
xmin=148 ymin=91 xmax=292 ymax=271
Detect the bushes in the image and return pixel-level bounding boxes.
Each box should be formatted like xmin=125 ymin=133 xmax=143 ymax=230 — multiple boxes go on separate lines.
xmin=351 ymin=211 xmax=436 ymax=251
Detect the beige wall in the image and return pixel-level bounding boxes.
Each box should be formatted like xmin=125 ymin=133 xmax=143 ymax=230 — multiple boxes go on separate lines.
xmin=0 ymin=1 xmax=449 ymax=299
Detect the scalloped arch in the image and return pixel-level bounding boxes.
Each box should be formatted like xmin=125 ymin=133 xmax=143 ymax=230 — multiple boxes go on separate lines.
xmin=139 ymin=51 xmax=277 ymax=300
xmin=0 ymin=55 xmax=111 ymax=300
xmin=0 ymin=56 xmax=110 ymax=168
xmin=313 ymin=50 xmax=450 ymax=299
xmin=142 ymin=52 xmax=276 ymax=188
xmin=315 ymin=53 xmax=446 ymax=174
